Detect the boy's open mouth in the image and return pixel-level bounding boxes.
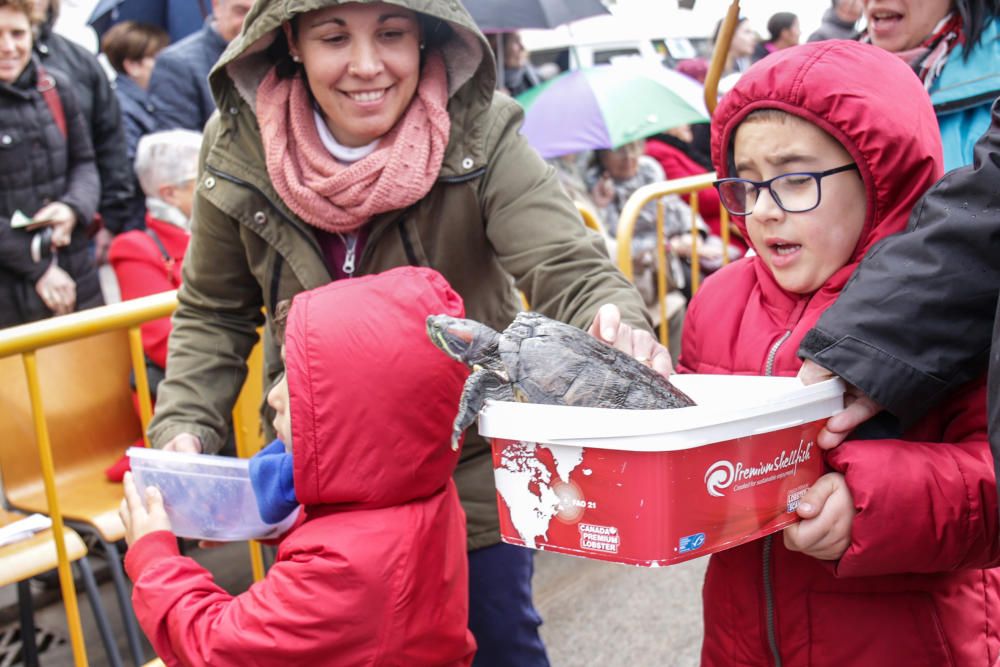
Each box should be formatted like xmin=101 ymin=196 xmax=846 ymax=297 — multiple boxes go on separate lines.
xmin=771 ymin=242 xmax=802 ymax=256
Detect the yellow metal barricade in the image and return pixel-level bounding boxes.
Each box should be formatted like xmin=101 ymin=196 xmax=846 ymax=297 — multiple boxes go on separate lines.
xmin=615 ymin=173 xmax=735 ymax=348
xmin=705 ymin=0 xmax=743 ymax=114
xmin=0 ymin=292 xmax=268 ymax=665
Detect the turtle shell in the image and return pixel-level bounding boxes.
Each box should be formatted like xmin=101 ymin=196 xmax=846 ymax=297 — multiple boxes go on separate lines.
xmin=497 ymin=312 xmax=694 ymax=409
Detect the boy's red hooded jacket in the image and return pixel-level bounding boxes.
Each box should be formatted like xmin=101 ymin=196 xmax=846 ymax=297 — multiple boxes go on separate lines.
xmin=679 ymin=42 xmax=1000 ymax=666
xmin=125 ymin=267 xmax=476 ymax=666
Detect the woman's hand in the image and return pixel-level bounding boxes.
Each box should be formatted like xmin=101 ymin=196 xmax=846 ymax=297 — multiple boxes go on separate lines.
xmin=119 ymin=472 xmax=173 ymax=547
xmin=163 ymin=433 xmax=203 ymax=454
xmin=670 ymin=234 xmax=723 ymax=262
xmin=588 ymin=303 xmax=673 ymax=377
xmin=783 ymin=472 xmax=856 ymax=561
xmin=35 ymin=263 xmax=76 ymax=315
xmin=30 ymin=202 xmax=77 ymax=248
xmin=590 ymin=172 xmax=615 ymax=209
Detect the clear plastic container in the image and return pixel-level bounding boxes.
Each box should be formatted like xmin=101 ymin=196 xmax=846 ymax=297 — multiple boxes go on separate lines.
xmin=128 ymin=447 xmax=299 ymax=541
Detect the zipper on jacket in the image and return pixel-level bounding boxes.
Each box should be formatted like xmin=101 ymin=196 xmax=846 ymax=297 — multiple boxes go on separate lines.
xmin=762 ymin=329 xmax=791 ymax=666
xmin=764 ymin=330 xmax=792 ymax=377
xmin=339 ymin=232 xmax=358 ymax=277
xmin=762 ymin=535 xmax=782 ymax=667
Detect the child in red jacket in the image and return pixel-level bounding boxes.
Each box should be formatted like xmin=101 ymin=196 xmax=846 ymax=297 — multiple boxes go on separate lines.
xmin=119 ymin=266 xmax=476 ymax=666
xmin=678 ymin=41 xmax=1000 ymax=665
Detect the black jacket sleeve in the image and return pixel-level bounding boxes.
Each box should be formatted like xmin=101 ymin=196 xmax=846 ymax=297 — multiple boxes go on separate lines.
xmin=799 ymin=98 xmax=1000 ymax=427
xmin=57 ymin=73 xmax=100 ymax=228
xmin=85 ymin=56 xmax=133 ymax=233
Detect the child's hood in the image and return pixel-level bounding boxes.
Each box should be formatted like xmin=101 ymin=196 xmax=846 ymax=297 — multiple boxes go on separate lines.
xmin=711 ymin=41 xmax=944 ymax=274
xmin=283 ymin=267 xmax=468 ymax=509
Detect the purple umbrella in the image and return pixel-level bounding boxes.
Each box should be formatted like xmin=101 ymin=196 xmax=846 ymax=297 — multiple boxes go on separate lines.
xmin=518 ymin=62 xmax=710 ymax=159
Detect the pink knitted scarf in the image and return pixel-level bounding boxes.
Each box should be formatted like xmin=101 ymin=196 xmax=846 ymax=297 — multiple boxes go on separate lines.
xmin=256 ymin=53 xmax=451 ymax=233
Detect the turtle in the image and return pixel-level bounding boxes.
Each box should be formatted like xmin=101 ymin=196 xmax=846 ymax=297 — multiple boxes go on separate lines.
xmin=426 ymin=311 xmax=696 ymax=448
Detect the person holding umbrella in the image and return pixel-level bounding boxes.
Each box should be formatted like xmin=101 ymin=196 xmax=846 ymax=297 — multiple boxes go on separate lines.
xmin=146 ymin=1 xmax=665 ymax=665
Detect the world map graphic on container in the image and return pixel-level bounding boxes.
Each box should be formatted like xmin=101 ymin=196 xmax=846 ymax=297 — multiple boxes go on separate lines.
xmin=493 ymin=440 xmax=587 ymax=549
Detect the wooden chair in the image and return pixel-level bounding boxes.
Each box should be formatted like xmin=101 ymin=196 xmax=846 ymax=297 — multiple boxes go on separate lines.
xmin=0 ymin=329 xmax=145 ymax=666
xmin=0 ymin=509 xmax=122 ymax=666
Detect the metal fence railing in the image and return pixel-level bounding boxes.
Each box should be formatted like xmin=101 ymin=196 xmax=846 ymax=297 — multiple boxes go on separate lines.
xmin=0 ymin=291 xmax=266 ymax=665
xmin=614 ymin=172 xmax=734 ymax=348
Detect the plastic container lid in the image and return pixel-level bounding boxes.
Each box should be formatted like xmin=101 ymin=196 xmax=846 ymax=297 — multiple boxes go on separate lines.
xmin=477 ymin=374 xmax=845 ymax=451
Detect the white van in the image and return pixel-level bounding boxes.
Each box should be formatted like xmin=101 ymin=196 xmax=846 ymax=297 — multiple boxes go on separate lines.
xmin=519 ymin=13 xmax=710 ymax=75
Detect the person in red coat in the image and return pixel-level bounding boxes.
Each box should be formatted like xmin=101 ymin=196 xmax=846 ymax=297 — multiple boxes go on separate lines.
xmin=679 ymin=41 xmax=1000 ymax=665
xmin=109 ymin=129 xmax=202 ymax=369
xmin=119 ymin=266 xmax=477 ymax=666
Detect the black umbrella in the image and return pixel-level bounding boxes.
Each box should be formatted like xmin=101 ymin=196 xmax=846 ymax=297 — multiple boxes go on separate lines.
xmin=463 ymin=0 xmax=610 ymax=32
xmin=464 ymin=0 xmax=610 ymax=90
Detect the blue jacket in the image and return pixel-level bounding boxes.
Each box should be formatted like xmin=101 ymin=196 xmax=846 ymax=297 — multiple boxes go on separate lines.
xmin=931 ymin=18 xmax=1000 ymax=171
xmin=113 ymin=74 xmax=155 ymax=163
xmin=147 ymin=18 xmax=227 ymax=131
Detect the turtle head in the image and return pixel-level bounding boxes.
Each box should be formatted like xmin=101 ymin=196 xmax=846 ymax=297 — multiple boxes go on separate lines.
xmin=426 ymin=315 xmax=498 ymax=368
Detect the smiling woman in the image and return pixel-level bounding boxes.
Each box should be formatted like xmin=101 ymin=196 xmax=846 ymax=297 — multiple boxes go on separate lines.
xmin=145 ymin=0 xmax=662 ymax=664
xmin=0 ymin=0 xmax=102 ymax=327
xmin=0 ymin=2 xmax=30 ymax=83
xmin=283 ymin=5 xmax=423 ymax=147
xmin=860 ymin=0 xmax=1000 ymax=169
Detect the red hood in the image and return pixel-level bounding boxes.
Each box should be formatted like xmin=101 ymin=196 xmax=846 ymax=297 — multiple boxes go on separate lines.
xmin=284 ymin=267 xmax=468 ymax=509
xmin=711 ymin=41 xmax=943 ymax=301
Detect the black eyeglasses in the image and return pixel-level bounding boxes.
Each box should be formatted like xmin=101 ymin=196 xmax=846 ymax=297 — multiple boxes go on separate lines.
xmin=713 ymin=163 xmax=860 ymax=216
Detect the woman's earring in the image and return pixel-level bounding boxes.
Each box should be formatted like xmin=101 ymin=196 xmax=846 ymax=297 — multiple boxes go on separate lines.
xmin=419 ymin=42 xmax=425 ymax=50
xmin=291 ymin=54 xmax=301 ymax=63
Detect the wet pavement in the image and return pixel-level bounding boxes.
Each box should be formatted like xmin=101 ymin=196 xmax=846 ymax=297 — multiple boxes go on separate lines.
xmin=3 ymin=541 xmax=707 ymax=666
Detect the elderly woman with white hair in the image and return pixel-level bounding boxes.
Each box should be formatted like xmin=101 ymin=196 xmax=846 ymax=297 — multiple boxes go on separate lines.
xmin=109 ymin=129 xmax=203 ymax=373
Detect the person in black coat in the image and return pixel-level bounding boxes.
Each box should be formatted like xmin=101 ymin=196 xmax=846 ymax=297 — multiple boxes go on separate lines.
xmin=34 ymin=0 xmax=138 ymax=239
xmin=797 ymin=98 xmax=1000 ymax=492
xmin=0 ymin=0 xmax=101 ymax=327
xmin=146 ymin=0 xmax=253 ymax=131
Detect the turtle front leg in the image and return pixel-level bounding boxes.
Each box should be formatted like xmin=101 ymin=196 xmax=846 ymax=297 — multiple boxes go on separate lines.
xmin=452 ymin=367 xmax=513 ymax=451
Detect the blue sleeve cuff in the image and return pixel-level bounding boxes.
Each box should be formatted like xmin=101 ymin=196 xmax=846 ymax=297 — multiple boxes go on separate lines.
xmin=248 ymin=439 xmax=299 ymax=524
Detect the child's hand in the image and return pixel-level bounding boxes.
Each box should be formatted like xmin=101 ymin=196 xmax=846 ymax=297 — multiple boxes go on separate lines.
xmin=119 ymin=471 xmax=173 ymax=547
xmin=783 ymin=472 xmax=856 ymax=561
xmin=797 ymin=361 xmax=882 ymax=450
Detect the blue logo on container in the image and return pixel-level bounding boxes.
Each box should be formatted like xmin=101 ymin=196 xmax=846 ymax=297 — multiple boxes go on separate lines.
xmin=678 ymin=532 xmax=706 ymax=553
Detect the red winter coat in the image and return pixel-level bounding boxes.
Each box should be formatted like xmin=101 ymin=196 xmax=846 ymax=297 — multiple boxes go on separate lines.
xmin=108 ymin=214 xmax=189 ymax=368
xmin=679 ymin=42 xmax=1000 ymax=666
xmin=125 ymin=267 xmax=477 ymax=667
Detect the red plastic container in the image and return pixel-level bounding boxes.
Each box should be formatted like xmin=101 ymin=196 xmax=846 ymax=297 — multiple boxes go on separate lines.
xmin=477 ymin=375 xmax=844 ymax=566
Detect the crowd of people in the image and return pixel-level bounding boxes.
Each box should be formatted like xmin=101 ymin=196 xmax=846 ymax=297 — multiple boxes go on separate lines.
xmin=2 ymin=0 xmax=1000 ymax=664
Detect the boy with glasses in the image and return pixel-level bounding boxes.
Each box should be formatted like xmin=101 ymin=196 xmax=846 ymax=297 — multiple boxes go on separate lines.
xmin=678 ymin=40 xmax=1000 ymax=664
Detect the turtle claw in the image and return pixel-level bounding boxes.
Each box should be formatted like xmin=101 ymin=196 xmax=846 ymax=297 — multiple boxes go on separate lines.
xmin=450 ymin=368 xmax=514 ymax=450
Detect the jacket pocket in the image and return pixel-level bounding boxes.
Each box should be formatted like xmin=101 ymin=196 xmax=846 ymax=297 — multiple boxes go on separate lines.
xmin=808 ymin=591 xmax=954 ymax=667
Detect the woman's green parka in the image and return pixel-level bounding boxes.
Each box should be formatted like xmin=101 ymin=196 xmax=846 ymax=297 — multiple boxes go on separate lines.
xmin=148 ymin=0 xmax=649 ymax=549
